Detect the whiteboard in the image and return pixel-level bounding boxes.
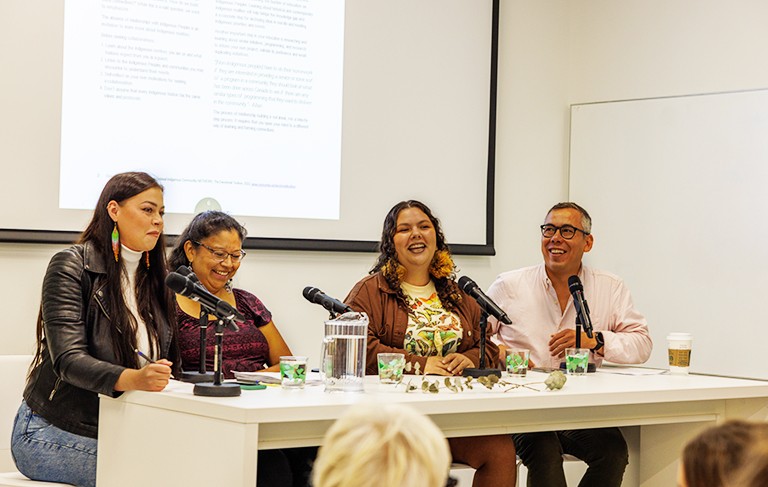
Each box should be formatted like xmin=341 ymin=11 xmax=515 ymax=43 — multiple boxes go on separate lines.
xmin=569 ymin=89 xmax=768 ymax=380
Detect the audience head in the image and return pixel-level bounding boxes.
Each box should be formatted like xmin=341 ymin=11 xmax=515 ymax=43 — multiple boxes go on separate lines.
xmin=730 ymin=434 xmax=768 ymax=487
xmin=679 ymin=419 xmax=768 ymax=487
xmin=168 ymin=211 xmax=247 ymax=295
xmin=312 ymin=403 xmax=451 ymax=487
xmin=541 ymin=201 xmax=594 ymax=278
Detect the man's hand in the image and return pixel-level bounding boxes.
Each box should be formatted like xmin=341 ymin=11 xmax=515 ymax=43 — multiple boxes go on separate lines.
xmin=549 ymin=329 xmax=598 ymax=357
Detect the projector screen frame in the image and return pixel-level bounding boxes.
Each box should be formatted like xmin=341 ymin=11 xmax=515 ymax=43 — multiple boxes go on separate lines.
xmin=0 ymin=0 xmax=499 ymax=256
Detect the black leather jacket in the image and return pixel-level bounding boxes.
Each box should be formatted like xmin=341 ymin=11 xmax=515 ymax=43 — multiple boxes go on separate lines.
xmin=23 ymin=242 xmax=179 ymax=439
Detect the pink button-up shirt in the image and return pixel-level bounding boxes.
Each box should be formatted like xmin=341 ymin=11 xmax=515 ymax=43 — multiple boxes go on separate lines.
xmin=487 ymin=264 xmax=652 ymax=369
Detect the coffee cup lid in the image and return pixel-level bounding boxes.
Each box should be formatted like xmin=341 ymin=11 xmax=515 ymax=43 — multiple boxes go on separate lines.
xmin=666 ymin=332 xmax=692 ymax=340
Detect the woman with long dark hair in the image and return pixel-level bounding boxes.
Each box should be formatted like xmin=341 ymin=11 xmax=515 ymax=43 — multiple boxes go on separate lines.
xmin=344 ymin=200 xmax=517 ymax=487
xmin=11 ymin=172 xmax=180 ymax=487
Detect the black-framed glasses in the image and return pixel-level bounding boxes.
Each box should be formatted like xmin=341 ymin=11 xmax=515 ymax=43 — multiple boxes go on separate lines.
xmin=193 ymin=241 xmax=246 ymax=262
xmin=540 ymin=224 xmax=589 ymax=240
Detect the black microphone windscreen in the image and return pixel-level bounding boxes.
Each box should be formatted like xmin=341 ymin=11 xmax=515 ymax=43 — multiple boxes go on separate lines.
xmin=175 ymin=265 xmax=202 ymax=284
xmin=458 ymin=276 xmax=476 ymax=294
xmin=165 ymin=272 xmax=190 ymax=294
xmin=303 ymin=286 xmax=321 ymax=302
xmin=568 ymin=275 xmax=583 ymax=293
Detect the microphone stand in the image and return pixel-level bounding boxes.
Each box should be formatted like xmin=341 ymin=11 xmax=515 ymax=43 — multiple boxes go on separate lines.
xmin=462 ymin=311 xmax=502 ymax=378
xmin=194 ymin=317 xmax=241 ymax=397
xmin=180 ymin=309 xmax=215 ymax=384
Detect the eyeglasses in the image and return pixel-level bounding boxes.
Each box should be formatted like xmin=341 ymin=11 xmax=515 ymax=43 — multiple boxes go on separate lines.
xmin=540 ymin=224 xmax=590 ymax=240
xmin=193 ymin=241 xmax=246 ymax=262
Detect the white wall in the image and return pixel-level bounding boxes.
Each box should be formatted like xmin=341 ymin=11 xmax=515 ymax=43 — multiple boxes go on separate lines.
xmin=565 ymin=0 xmax=768 ymax=369
xmin=10 ymin=0 xmax=767 ymax=364
xmin=567 ymin=0 xmax=768 ymax=102
xmin=0 ymin=1 xmax=571 ymax=363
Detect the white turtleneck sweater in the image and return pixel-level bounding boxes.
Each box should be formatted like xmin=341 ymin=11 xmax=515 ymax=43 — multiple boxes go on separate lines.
xmin=120 ymin=245 xmax=153 ymax=363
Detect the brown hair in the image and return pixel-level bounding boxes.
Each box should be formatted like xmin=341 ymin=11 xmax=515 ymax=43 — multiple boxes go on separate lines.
xmin=681 ymin=420 xmax=768 ymax=487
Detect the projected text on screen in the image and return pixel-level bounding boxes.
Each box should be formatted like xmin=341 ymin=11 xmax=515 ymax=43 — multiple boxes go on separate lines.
xmin=60 ymin=0 xmax=345 ymax=220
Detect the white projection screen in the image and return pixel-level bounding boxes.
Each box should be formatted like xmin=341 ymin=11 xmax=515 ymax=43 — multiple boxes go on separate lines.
xmin=0 ymin=0 xmax=499 ymax=254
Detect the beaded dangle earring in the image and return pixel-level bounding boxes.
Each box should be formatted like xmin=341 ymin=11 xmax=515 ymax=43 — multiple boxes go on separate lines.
xmin=111 ymin=223 xmax=120 ymax=262
xmin=145 ymin=251 xmax=150 ymax=269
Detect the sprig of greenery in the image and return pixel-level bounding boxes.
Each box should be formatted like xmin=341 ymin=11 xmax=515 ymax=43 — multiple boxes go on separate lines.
xmin=398 ymin=370 xmax=567 ymax=393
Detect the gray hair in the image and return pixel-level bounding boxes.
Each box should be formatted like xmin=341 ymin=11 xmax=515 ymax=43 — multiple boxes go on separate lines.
xmin=547 ymin=202 xmax=592 ymax=234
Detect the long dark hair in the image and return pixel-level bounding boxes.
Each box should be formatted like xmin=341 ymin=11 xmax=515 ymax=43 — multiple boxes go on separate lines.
xmin=167 ymin=211 xmax=247 ymax=271
xmin=371 ymin=200 xmax=461 ymax=311
xmin=33 ymin=172 xmax=174 ymax=370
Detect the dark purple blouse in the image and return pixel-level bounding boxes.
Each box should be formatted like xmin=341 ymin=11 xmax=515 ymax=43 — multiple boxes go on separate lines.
xmin=176 ymin=288 xmax=272 ymax=379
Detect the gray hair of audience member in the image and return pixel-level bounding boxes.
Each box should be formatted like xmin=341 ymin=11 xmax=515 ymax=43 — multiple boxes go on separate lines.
xmin=547 ymin=202 xmax=592 ymax=234
xmin=312 ymin=403 xmax=451 ymax=487
xmin=680 ymin=420 xmax=768 ymax=487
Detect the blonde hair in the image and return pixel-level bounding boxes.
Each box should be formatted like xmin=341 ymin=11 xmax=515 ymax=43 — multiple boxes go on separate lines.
xmin=312 ymin=403 xmax=451 ymax=487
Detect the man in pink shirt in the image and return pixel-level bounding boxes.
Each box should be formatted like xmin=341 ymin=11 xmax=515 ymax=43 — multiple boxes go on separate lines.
xmin=487 ymin=202 xmax=652 ymax=487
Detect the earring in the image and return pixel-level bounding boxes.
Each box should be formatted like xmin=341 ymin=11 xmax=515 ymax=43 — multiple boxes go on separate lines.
xmin=111 ymin=223 xmax=120 ymax=262
xmin=145 ymin=251 xmax=150 ymax=269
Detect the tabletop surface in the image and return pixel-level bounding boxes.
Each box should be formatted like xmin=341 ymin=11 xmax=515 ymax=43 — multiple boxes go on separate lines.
xmin=105 ymin=369 xmax=768 ymax=425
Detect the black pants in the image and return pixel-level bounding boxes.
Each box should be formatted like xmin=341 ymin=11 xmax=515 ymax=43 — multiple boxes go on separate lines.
xmin=513 ymin=428 xmax=628 ymax=487
xmin=257 ymin=447 xmax=318 ymax=487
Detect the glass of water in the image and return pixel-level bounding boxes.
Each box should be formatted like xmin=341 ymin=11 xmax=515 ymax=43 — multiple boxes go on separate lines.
xmin=565 ymin=348 xmax=590 ymax=376
xmin=377 ymin=353 xmax=406 ymax=384
xmin=280 ymin=356 xmax=307 ymax=389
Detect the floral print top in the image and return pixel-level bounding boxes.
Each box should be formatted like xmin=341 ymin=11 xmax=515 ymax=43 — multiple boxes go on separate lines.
xmin=401 ymin=281 xmax=463 ymax=357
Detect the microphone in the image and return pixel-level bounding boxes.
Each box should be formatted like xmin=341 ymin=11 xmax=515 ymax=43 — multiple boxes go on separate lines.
xmin=176 ymin=265 xmax=200 ymax=283
xmin=568 ymin=275 xmax=593 ymax=338
xmin=165 ymin=272 xmax=245 ymax=323
xmin=458 ymin=276 xmax=512 ymax=325
xmin=302 ymin=286 xmax=352 ymax=316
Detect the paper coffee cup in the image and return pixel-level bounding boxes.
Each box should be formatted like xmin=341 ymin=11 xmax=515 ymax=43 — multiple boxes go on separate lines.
xmin=667 ymin=332 xmax=692 ymax=374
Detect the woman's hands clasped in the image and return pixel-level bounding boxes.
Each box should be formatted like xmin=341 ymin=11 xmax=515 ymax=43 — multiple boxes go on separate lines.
xmin=424 ymin=353 xmax=474 ymax=376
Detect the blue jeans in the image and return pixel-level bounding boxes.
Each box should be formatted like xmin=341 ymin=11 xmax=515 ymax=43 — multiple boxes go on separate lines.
xmin=11 ymin=401 xmax=97 ymax=487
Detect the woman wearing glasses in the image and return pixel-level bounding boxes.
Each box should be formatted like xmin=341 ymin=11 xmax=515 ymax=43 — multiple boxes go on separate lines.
xmin=168 ymin=211 xmax=315 ymax=487
xmin=168 ymin=210 xmax=292 ymax=377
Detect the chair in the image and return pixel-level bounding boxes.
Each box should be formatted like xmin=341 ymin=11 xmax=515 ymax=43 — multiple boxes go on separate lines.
xmin=0 ymin=355 xmax=75 ymax=486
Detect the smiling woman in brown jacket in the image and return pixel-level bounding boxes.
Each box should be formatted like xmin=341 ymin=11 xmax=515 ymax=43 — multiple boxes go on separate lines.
xmin=345 ymin=200 xmax=517 ymax=487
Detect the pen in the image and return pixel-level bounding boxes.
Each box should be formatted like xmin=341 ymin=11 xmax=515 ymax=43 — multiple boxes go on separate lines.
xmin=135 ymin=349 xmax=175 ymax=379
